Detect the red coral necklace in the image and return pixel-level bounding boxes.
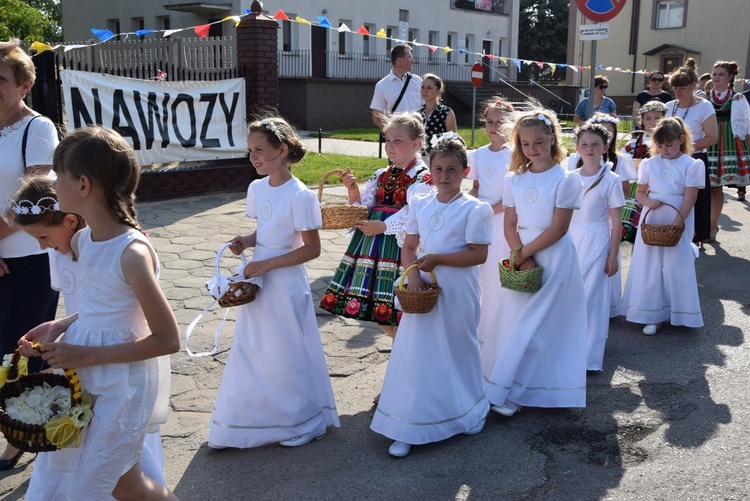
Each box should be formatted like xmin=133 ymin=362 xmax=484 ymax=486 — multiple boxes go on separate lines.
xmin=383 ymin=158 xmax=418 ymax=194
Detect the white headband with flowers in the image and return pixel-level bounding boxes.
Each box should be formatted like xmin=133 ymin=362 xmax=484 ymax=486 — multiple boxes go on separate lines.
xmin=574 ymin=122 xmax=612 ymax=143
xmin=588 ymin=114 xmax=620 ymax=126
xmin=638 ymin=101 xmax=669 ymax=116
xmin=260 ymin=119 xmax=284 ymax=143
xmin=11 ymin=197 xmax=60 ymax=215
xmin=430 ymin=131 xmax=461 ymax=150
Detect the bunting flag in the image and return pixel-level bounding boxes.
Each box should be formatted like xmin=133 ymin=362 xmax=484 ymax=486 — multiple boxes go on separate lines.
xmin=194 ymin=24 xmax=210 ymax=38
xmin=29 ymin=5 xmax=750 ymax=84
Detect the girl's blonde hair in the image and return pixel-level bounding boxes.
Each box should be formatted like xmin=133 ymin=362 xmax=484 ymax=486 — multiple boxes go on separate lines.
xmin=53 ymin=127 xmax=143 ymax=232
xmin=508 ymin=107 xmax=564 ymax=174
xmin=383 ymin=111 xmax=425 ymax=147
xmin=429 ymin=133 xmax=468 ymax=168
xmin=9 ymin=175 xmax=86 ymax=231
xmin=651 ymin=117 xmax=694 ymax=157
xmin=482 ymin=96 xmax=514 ymax=119
xmin=246 ymin=116 xmax=307 ymax=164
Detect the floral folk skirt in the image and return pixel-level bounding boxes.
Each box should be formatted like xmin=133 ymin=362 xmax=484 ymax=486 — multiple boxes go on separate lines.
xmin=707 ymin=117 xmax=750 ymax=187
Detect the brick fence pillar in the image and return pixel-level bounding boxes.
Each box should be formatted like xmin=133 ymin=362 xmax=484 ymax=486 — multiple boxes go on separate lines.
xmin=236 ymin=0 xmax=280 ymax=118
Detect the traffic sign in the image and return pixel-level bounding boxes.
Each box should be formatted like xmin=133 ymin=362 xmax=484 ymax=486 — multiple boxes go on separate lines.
xmin=471 ymin=62 xmax=483 ymax=87
xmin=575 ymin=0 xmax=626 ymax=23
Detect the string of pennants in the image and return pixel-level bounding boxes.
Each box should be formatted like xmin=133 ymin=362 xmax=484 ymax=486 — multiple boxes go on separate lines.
xmin=27 ymin=7 xmax=750 ymax=85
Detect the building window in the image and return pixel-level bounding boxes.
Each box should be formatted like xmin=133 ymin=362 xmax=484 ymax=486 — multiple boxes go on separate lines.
xmin=428 ymin=31 xmax=438 ymax=61
xmin=282 ymin=18 xmax=293 ymax=51
xmin=453 ymin=0 xmax=506 ymax=15
xmin=339 ymin=20 xmax=352 ymax=55
xmin=107 ymin=19 xmax=121 ymax=40
xmin=364 ymin=23 xmax=375 ymax=56
xmin=465 ymin=34 xmax=475 ymax=64
xmin=447 ymin=32 xmax=455 ymax=62
xmin=497 ymin=38 xmax=507 ymax=66
xmin=132 ymin=18 xmax=145 ymax=39
xmin=157 ymin=16 xmax=170 ymax=31
xmin=399 ymin=9 xmax=409 ymax=22
xmin=654 ymin=0 xmax=686 ymax=29
xmin=386 ymin=27 xmax=395 ymax=53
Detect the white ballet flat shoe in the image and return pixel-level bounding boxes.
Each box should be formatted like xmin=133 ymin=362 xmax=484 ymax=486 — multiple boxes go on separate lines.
xmin=388 ymin=441 xmax=412 ymax=457
xmin=642 ymin=324 xmax=660 ymax=336
xmin=491 ymin=400 xmax=520 ymax=417
xmin=464 ymin=417 xmax=486 ymax=435
xmin=279 ymin=430 xmax=326 ymax=447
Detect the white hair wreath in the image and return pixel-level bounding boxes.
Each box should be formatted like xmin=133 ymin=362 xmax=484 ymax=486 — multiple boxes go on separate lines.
xmin=430 ymin=131 xmax=461 ymax=149
xmin=260 ymin=119 xmax=284 ymax=143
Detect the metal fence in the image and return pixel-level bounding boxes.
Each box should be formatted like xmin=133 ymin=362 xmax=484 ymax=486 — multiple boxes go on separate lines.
xmin=278 ymin=50 xmax=514 ymax=82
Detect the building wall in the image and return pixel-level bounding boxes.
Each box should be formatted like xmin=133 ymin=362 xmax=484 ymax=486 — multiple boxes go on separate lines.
xmin=568 ymin=0 xmax=750 ymax=112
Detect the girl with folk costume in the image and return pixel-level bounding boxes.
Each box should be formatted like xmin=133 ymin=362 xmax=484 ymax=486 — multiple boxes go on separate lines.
xmin=569 ymin=123 xmax=624 ymax=371
xmin=481 ymin=108 xmax=587 ymax=417
xmin=705 ymin=61 xmax=750 ymax=241
xmin=467 ymin=97 xmax=513 ymax=348
xmin=208 ymin=117 xmax=339 ymax=449
xmin=665 ymin=59 xmax=718 ymax=244
xmin=371 ymin=133 xmax=492 ymax=458
xmin=620 ymin=117 xmax=705 ymax=335
xmin=320 ymin=112 xmax=429 ymax=341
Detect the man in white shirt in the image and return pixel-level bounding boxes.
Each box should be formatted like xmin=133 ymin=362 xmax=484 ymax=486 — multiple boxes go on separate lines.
xmin=370 ymin=44 xmax=423 ymax=128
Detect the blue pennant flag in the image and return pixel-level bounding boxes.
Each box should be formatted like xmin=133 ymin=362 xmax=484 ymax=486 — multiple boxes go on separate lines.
xmin=242 ymin=8 xmax=251 ymax=15
xmin=596 ymin=64 xmax=603 ymax=69
xmin=91 ymin=29 xmax=115 ymax=42
xmin=135 ymin=29 xmax=154 ymax=37
xmin=514 ymin=59 xmax=522 ymax=72
xmin=316 ymin=16 xmax=331 ymax=28
xmin=458 ymin=49 xmax=467 ymax=54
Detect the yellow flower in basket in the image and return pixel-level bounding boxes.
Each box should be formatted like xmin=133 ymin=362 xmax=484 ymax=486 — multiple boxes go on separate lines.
xmin=0 ymin=352 xmax=28 ymax=388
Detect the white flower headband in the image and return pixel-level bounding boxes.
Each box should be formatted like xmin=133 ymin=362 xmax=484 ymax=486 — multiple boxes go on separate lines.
xmin=260 ymin=119 xmax=284 ymax=144
xmin=574 ymin=122 xmax=612 ymax=143
xmin=10 ymin=198 xmax=60 ymax=215
xmin=588 ymin=114 xmax=620 ymax=125
xmin=638 ymin=101 xmax=668 ymax=116
xmin=430 ymin=131 xmax=461 ymax=150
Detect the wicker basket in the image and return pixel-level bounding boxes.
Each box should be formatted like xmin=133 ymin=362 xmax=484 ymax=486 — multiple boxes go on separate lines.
xmin=317 ymin=169 xmax=370 ymax=230
xmin=498 ymin=247 xmax=543 ymax=293
xmin=394 ymin=264 xmax=442 ymax=314
xmin=209 ymin=242 xmax=259 ymax=308
xmin=0 ymin=351 xmax=83 ymax=453
xmin=640 ymin=203 xmax=685 ymax=247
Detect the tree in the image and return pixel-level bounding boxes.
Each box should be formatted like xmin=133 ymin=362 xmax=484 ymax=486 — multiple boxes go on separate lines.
xmin=0 ymin=0 xmax=63 ymax=43
xmin=517 ymin=0 xmax=570 ymax=81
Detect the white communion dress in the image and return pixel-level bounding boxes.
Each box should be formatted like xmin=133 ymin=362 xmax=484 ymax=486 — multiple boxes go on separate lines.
xmin=569 ymin=165 xmax=625 ymax=371
xmin=467 ymin=145 xmax=511 ymax=348
xmin=371 ymin=192 xmax=493 ymax=445
xmin=208 ymin=177 xmax=339 ymax=448
xmin=620 ymin=154 xmax=705 ymax=327
xmin=482 ymin=165 xmax=588 ymax=408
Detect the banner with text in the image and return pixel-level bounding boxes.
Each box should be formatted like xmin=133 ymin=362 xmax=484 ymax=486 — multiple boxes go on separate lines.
xmin=61 ymin=70 xmax=246 ymax=166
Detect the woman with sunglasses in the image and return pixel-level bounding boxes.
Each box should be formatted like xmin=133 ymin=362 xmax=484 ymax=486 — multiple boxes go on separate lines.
xmin=574 ymin=75 xmax=617 ymax=125
xmin=632 ymin=71 xmax=673 ymax=129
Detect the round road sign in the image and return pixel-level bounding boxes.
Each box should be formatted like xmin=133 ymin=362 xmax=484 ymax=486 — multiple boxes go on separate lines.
xmin=471 ymin=62 xmax=483 ymax=87
xmin=575 ymin=0 xmax=627 ymax=23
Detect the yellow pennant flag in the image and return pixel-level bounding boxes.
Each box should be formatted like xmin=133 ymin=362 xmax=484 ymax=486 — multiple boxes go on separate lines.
xmin=443 ymin=46 xmax=452 ymax=53
xmin=376 ymin=28 xmax=387 ymax=38
xmin=295 ymin=15 xmax=312 ymax=25
xmin=30 ymin=42 xmax=53 ymax=54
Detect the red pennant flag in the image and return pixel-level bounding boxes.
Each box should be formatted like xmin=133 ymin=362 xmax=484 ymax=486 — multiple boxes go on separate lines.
xmin=194 ymin=24 xmax=210 ymax=38
xmin=486 ymin=54 xmax=495 ymax=60
xmin=273 ymin=9 xmax=290 ymax=21
xmin=356 ymin=25 xmax=370 ymax=35
xmin=535 ymin=61 xmax=544 ymax=69
xmin=428 ymin=45 xmax=438 ymax=53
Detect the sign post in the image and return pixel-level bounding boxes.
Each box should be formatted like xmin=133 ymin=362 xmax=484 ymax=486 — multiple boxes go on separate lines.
xmin=575 ymin=0 xmax=625 ymax=119
xmin=470 ymin=62 xmax=483 ymax=147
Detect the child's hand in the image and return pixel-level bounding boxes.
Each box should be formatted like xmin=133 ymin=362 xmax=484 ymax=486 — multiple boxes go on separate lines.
xmin=415 ymin=254 xmax=441 ymax=272
xmin=671 ymin=215 xmax=684 ymax=226
xmin=645 ymin=199 xmax=663 ymax=210
xmin=353 ymin=220 xmax=386 ymax=236
xmin=0 ymin=257 xmax=9 ymax=277
xmin=243 ymin=259 xmax=272 ymax=279
xmin=39 ymin=343 xmax=93 ymax=369
xmin=405 ymin=272 xmax=426 ymax=292
xmin=229 ymin=235 xmax=250 ymax=255
xmin=517 ymin=256 xmax=537 ymax=271
xmin=18 ymin=321 xmax=65 ymax=357
xmin=605 ymin=255 xmax=619 ymax=277
xmin=342 ymin=167 xmax=358 ymax=190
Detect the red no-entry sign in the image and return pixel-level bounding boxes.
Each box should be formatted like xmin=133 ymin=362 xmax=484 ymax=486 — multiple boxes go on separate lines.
xmin=471 ymin=62 xmax=483 ymax=87
xmin=576 ymin=0 xmax=627 ymax=22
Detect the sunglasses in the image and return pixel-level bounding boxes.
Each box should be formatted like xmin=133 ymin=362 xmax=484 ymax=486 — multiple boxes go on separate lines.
xmin=597 ymin=85 xmax=608 ymax=89
xmin=650 ymin=77 xmax=664 ymax=82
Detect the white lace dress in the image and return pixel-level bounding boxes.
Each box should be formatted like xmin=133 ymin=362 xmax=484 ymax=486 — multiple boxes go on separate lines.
xmin=371 ymin=192 xmax=493 ymax=445
xmin=208 ymin=177 xmax=340 ymax=448
xmin=57 ymin=228 xmax=164 ymax=500
xmin=481 ymin=165 xmax=588 ymax=408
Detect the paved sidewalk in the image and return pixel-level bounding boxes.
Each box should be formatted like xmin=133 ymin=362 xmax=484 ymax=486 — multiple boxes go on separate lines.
xmin=3 ymin=186 xmax=750 ymax=500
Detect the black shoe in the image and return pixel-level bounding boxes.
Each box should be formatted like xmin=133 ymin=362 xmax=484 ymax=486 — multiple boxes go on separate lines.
xmin=0 ymin=449 xmax=24 ymax=471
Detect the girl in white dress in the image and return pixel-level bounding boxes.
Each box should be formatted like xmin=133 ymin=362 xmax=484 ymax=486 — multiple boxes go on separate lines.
xmin=620 ymin=117 xmax=705 ymax=335
xmin=371 ymin=133 xmax=493 ymax=458
xmin=13 ymin=176 xmax=169 ymax=499
xmin=19 ymin=127 xmax=180 ymax=500
xmin=467 ymin=98 xmax=513 ymax=348
xmin=208 ymin=117 xmax=339 ymax=449
xmin=569 ymin=124 xmax=625 ymax=371
xmin=481 ymin=109 xmax=587 ymax=416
